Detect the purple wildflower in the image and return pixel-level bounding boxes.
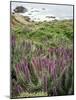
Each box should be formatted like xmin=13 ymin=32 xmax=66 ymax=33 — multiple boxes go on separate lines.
xmin=16 ymin=64 xmax=20 ymax=74
xmin=16 ymin=85 xmax=23 ymax=94
xmin=11 ymin=35 xmax=16 ymax=47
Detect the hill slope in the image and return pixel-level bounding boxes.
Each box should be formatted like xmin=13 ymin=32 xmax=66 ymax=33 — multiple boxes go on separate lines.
xmin=11 ymin=14 xmax=73 ymax=48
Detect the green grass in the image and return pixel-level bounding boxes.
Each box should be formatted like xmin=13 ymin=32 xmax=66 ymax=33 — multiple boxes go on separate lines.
xmin=11 ymin=15 xmax=73 ymax=97
xmin=12 ymin=19 xmax=73 ymax=49
xmin=18 ymin=92 xmax=48 ymax=97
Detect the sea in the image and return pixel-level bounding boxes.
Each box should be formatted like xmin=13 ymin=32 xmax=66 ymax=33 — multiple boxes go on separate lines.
xmin=11 ymin=2 xmax=73 ymax=21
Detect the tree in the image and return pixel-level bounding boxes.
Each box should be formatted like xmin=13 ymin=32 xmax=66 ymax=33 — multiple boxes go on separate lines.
xmin=14 ymin=6 xmax=28 ymax=13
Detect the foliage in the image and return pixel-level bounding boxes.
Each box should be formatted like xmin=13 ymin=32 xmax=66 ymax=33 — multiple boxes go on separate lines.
xmin=11 ymin=14 xmax=74 ymax=98
xmin=19 ymin=92 xmax=47 ymax=97
xmin=14 ymin=6 xmax=28 ymax=13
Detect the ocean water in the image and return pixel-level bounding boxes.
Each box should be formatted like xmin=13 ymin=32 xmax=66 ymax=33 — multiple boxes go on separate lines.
xmin=11 ymin=2 xmax=73 ymax=21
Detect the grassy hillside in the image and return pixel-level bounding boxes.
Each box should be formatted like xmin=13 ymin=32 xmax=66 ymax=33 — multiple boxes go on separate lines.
xmin=11 ymin=14 xmax=73 ymax=48
xmin=11 ymin=14 xmax=74 ymax=98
